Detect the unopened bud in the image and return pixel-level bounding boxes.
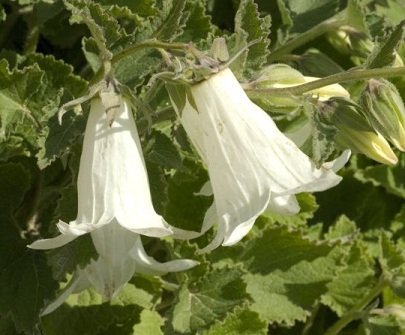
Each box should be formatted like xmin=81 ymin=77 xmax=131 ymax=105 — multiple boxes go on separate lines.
xmin=320 ymin=98 xmax=398 ymax=165
xmin=361 ymin=79 xmax=405 ymax=151
xmin=250 ymin=64 xmax=349 ymax=107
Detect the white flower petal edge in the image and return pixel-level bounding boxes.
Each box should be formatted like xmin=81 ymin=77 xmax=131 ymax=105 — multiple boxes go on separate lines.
xmin=170 ymin=68 xmax=350 ymax=252
xmin=29 ymin=95 xmax=198 ymax=251
xmin=40 ymin=221 xmax=198 ymax=316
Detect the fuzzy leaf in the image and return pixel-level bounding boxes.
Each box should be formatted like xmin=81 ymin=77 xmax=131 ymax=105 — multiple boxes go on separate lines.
xmin=234 ymin=0 xmax=271 ymax=77
xmin=164 ymin=158 xmax=210 ymax=232
xmin=321 ymin=244 xmax=376 ymax=316
xmin=171 ymin=267 xmax=249 ymax=333
xmin=277 ymin=0 xmax=343 ymax=33
xmin=0 ymin=252 xmax=58 ymax=334
xmin=313 ymin=172 xmax=403 ymax=232
xmin=144 ymin=130 xmax=183 ymax=170
xmin=354 ymin=152 xmax=405 ymax=199
xmin=182 ymin=0 xmax=215 ymax=41
xmin=202 ymin=308 xmax=267 ymax=335
xmin=41 ymin=284 xmax=146 ymax=335
xmin=366 ymin=20 xmax=405 ymax=69
xmin=132 ymin=310 xmax=164 ymax=335
xmin=241 ymin=225 xmax=345 ymax=326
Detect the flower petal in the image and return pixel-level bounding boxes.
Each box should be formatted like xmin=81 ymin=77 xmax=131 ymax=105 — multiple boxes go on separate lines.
xmin=267 ymin=194 xmax=300 ymax=215
xmin=40 ymin=273 xmax=90 ymax=316
xmin=130 ymin=237 xmax=198 ymax=275
xmin=28 ymin=233 xmax=78 ymax=250
xmin=173 ymin=68 xmax=346 ymax=249
xmin=103 ymin=98 xmax=173 ymax=236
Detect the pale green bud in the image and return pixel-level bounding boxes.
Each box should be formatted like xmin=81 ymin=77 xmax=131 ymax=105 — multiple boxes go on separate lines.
xmin=249 ymin=64 xmax=349 ymax=107
xmin=361 ymin=79 xmax=405 ymax=151
xmin=320 ymin=98 xmax=398 ymax=165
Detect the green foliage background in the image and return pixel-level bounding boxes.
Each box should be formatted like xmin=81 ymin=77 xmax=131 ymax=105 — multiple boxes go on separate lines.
xmin=0 ymin=0 xmax=404 ymax=334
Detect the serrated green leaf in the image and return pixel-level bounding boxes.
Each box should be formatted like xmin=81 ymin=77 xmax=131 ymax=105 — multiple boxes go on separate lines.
xmin=41 ymin=284 xmax=145 ymax=335
xmin=354 ymin=152 xmax=405 ymax=199
xmin=321 ymin=244 xmax=376 ymax=316
xmin=363 ymin=313 xmax=404 ymax=335
xmin=313 ymin=171 xmax=403 ymax=232
xmin=366 ymin=20 xmax=405 ymax=69
xmin=37 ymin=111 xmax=87 ymax=169
xmin=202 ymin=307 xmax=267 ymax=335
xmin=301 ymin=102 xmax=338 ymax=167
xmin=171 ymin=267 xmax=249 ymax=333
xmin=65 ymin=0 xmax=122 ymax=53
xmin=152 ymin=0 xmax=187 ymax=41
xmin=375 ymin=0 xmax=405 ymax=27
xmin=164 ymin=158 xmax=210 ymax=232
xmin=277 ymin=0 xmax=343 ymax=33
xmin=144 ymin=130 xmax=183 ymax=170
xmin=379 ymin=234 xmax=405 ymax=298
xmin=233 ymin=0 xmax=271 ymax=78
xmin=0 ymin=54 xmax=87 ymax=163
xmin=264 ymin=193 xmax=319 ymax=228
xmin=241 ymin=225 xmax=345 ymax=326
xmin=181 ymin=0 xmax=215 ymax=42
xmin=0 ymin=61 xmax=43 ymax=146
xmin=96 ymin=0 xmax=158 ymax=17
xmin=47 ymin=234 xmax=98 ymax=281
xmin=325 ymin=215 xmax=358 ymax=242
xmin=0 ymin=251 xmax=58 ymax=334
xmin=0 ymin=162 xmax=59 ymax=333
xmin=132 ymin=310 xmax=164 ymax=335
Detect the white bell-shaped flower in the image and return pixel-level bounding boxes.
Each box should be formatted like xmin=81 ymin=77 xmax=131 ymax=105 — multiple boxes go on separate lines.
xmin=31 ymin=92 xmax=178 ymax=250
xmin=168 ymin=68 xmax=350 ymax=252
xmin=29 ymin=90 xmax=197 ymax=312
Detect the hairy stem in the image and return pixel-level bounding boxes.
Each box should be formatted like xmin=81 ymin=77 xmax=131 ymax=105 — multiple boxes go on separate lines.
xmin=112 ymin=39 xmax=190 ymax=64
xmin=324 ymin=275 xmax=387 ymax=335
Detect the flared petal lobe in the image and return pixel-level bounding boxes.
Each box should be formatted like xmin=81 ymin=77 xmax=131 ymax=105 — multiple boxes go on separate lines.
xmin=39 ymin=221 xmax=198 ymax=316
xmin=170 ymin=68 xmax=346 ymax=251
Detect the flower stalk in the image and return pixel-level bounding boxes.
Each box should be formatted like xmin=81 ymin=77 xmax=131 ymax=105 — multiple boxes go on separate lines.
xmin=245 ymin=67 xmax=405 ymax=97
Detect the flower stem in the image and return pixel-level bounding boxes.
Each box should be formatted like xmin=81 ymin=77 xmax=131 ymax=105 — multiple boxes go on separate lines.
xmin=246 ymin=67 xmax=405 ymax=97
xmin=112 ymin=39 xmax=190 ymax=64
xmin=267 ymin=13 xmax=346 ymax=62
xmin=323 ymin=275 xmax=387 ymax=335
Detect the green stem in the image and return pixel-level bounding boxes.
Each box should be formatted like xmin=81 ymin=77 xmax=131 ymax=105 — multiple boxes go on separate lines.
xmin=323 ymin=275 xmax=387 ymax=335
xmin=112 ymin=39 xmax=190 ymax=64
xmin=268 ymin=13 xmax=346 ymax=62
xmin=246 ymin=67 xmax=405 ymax=97
xmin=88 ymin=39 xmax=190 ymax=86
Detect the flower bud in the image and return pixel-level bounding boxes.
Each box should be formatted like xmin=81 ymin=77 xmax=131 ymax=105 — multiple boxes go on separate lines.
xmin=250 ymin=64 xmax=349 ymax=107
xmin=361 ymin=79 xmax=405 ymax=151
xmin=320 ymin=98 xmax=398 ymax=165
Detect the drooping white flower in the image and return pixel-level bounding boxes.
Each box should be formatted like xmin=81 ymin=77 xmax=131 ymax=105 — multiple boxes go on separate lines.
xmin=168 ymin=68 xmax=350 ymax=252
xmin=29 ymin=90 xmax=197 ymax=312
xmin=39 ymin=221 xmax=197 ymax=315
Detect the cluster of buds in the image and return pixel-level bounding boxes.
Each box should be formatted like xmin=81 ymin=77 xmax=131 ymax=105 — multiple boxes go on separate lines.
xmin=321 ymin=78 xmax=405 ymax=165
xmin=318 ymin=98 xmax=398 ymax=165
